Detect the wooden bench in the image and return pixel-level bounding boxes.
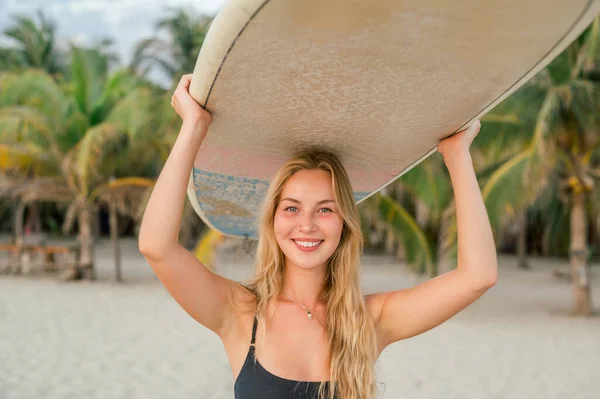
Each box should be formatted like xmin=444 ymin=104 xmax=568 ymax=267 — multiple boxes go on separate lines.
xmin=0 ymin=242 xmax=79 ymax=275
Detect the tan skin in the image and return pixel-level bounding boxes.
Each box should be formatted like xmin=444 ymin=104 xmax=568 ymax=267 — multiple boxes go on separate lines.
xmin=140 ymin=75 xmax=498 ymax=383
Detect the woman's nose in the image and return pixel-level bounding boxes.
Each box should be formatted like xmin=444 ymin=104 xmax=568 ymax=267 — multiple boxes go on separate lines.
xmin=298 ymin=214 xmax=317 ymax=231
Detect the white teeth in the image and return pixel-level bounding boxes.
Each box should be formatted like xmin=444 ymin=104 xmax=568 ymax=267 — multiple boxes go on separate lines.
xmin=294 ymin=240 xmax=322 ymax=248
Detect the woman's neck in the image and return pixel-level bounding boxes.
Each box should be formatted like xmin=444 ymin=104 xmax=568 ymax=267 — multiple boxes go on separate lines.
xmin=280 ymin=262 xmax=327 ymax=308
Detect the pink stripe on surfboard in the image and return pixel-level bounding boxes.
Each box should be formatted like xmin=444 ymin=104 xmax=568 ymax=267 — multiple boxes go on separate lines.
xmin=195 ymin=145 xmax=397 ymax=192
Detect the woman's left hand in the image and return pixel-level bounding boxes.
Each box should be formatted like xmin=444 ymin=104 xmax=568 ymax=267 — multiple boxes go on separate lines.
xmin=437 ymin=120 xmax=481 ymax=159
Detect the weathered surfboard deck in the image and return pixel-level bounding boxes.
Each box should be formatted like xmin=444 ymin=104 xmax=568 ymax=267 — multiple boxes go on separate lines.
xmin=188 ymin=0 xmax=600 ymax=238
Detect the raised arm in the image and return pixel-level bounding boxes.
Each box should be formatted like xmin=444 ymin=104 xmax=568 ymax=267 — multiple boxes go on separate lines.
xmin=138 ymin=75 xmax=242 ymax=337
xmin=367 ymin=120 xmax=498 ymax=352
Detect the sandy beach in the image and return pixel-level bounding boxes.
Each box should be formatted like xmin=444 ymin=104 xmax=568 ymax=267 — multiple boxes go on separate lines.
xmin=1 ymin=237 xmax=599 ymax=398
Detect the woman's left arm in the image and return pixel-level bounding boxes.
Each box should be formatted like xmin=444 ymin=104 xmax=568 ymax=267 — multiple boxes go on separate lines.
xmin=367 ymin=120 xmax=498 ymax=352
xmin=439 ymin=120 xmax=498 ymax=286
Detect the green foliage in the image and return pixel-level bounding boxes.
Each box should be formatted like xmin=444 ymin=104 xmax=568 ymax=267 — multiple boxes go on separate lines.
xmin=399 ymin=157 xmax=451 ymax=221
xmin=1 ymin=11 xmax=64 ymax=75
xmin=361 ymin=193 xmax=434 ymax=275
xmin=478 ymin=16 xmax=600 ymax=257
xmin=130 ymin=7 xmax=213 ymax=82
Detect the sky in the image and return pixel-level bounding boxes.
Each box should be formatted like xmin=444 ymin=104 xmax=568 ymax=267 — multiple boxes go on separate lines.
xmin=0 ymin=0 xmax=226 ymax=73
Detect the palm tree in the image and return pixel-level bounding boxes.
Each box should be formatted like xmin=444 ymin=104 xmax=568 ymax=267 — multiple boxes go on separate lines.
xmin=1 ymin=11 xmax=64 ymax=75
xmin=92 ymin=177 xmax=155 ymax=281
xmin=480 ymin=17 xmax=600 ymax=316
xmin=358 ymin=155 xmax=448 ymax=278
xmin=0 ymin=46 xmax=160 ymax=279
xmin=130 ymin=7 xmax=212 ymax=83
xmin=0 ymin=14 xmax=120 ymax=234
xmin=0 ymin=48 xmax=23 ymax=72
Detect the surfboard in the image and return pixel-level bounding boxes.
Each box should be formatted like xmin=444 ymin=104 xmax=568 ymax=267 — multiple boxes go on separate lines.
xmin=188 ymin=0 xmax=600 ymax=239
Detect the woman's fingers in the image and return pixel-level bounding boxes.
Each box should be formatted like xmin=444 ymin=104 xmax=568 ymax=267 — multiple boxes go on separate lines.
xmin=178 ymin=74 xmax=193 ymax=90
xmin=171 ymin=74 xmax=208 ymax=122
xmin=174 ymin=74 xmax=193 ymax=96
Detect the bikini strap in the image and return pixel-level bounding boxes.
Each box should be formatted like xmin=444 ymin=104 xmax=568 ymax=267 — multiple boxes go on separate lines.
xmin=250 ymin=315 xmax=258 ymax=349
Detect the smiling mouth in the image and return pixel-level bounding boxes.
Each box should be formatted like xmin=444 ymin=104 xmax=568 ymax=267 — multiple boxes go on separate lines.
xmin=292 ymin=239 xmax=324 ymax=250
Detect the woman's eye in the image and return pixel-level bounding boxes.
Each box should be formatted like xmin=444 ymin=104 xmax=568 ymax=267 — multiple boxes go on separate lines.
xmin=283 ymin=207 xmax=332 ymax=213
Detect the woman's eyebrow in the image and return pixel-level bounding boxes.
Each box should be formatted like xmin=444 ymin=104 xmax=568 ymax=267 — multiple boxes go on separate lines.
xmin=281 ymin=198 xmax=335 ymax=205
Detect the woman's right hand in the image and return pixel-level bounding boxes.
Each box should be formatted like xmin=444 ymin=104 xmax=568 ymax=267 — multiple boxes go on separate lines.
xmin=171 ymin=74 xmax=213 ymax=127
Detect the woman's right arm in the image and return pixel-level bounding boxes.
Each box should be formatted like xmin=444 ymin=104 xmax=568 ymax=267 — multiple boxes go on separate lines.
xmin=138 ymin=74 xmax=239 ymax=337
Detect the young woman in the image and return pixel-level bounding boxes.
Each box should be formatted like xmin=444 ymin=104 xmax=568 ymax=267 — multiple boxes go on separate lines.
xmin=139 ymin=74 xmax=498 ymax=399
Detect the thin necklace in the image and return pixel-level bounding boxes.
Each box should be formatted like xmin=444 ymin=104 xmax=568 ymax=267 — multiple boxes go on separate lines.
xmin=285 ymin=294 xmax=313 ymax=320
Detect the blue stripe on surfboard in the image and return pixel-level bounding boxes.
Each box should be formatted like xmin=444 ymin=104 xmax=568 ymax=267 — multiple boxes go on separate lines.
xmin=353 ymin=191 xmax=370 ymax=202
xmin=193 ymin=168 xmax=268 ymax=238
xmin=193 ymin=167 xmax=370 ymax=238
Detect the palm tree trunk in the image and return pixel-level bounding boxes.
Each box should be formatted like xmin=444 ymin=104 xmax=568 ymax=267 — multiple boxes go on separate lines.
xmin=517 ymin=210 xmax=530 ymax=269
xmin=78 ymin=204 xmax=95 ymax=280
xmin=415 ymin=201 xmax=429 ymax=226
xmin=436 ymin=248 xmax=453 ymax=276
xmin=436 ymin=227 xmax=453 ymax=276
xmin=14 ymin=200 xmax=26 ymax=273
xmin=109 ymin=199 xmax=122 ymax=282
xmin=26 ymin=202 xmax=42 ymax=233
xmin=436 ymin=205 xmax=455 ymax=276
xmin=569 ymin=192 xmax=592 ymax=316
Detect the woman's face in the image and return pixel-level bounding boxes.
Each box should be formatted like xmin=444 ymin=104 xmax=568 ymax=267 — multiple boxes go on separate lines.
xmin=274 ymin=169 xmax=344 ymax=270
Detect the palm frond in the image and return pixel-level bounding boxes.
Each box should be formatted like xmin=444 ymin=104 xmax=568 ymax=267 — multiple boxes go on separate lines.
xmin=0 ymin=143 xmax=58 ymax=176
xmin=106 ymin=87 xmax=153 ymax=142
xmin=69 ymin=123 xmax=125 ymax=195
xmin=530 ymin=89 xmax=561 ymax=148
xmin=0 ymin=47 xmax=25 ymax=71
xmin=130 ymin=38 xmax=173 ymax=66
xmin=482 ymin=149 xmax=532 ymax=234
xmin=514 ymin=169 xmax=568 ymax=257
xmin=476 ymin=82 xmax=548 ymax=157
xmin=0 ymin=106 xmax=62 ymax=158
xmin=472 ymin=120 xmax=529 ymax=163
xmin=575 ymin=16 xmax=600 ymax=77
xmin=546 ymin=46 xmax=574 ymax=86
xmin=398 ymin=157 xmax=451 ymax=223
xmin=476 ymin=153 xmax=521 ymax=182
xmin=437 ymin=200 xmax=458 ymax=271
xmin=3 ymin=11 xmax=63 ymax=74
xmin=375 ymin=194 xmax=434 ymax=275
xmin=0 ymin=69 xmax=67 ymax=126
xmin=568 ymin=79 xmax=600 ymax=135
xmin=69 ymin=45 xmax=107 ymax=117
xmin=480 ymin=114 xmax=521 ymax=124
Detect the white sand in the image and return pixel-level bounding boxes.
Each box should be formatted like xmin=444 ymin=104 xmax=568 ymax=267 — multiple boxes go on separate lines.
xmin=1 ymin=237 xmax=599 ymax=398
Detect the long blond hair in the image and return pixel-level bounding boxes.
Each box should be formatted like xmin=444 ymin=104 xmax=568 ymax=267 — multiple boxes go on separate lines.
xmin=228 ymin=149 xmax=379 ymax=399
